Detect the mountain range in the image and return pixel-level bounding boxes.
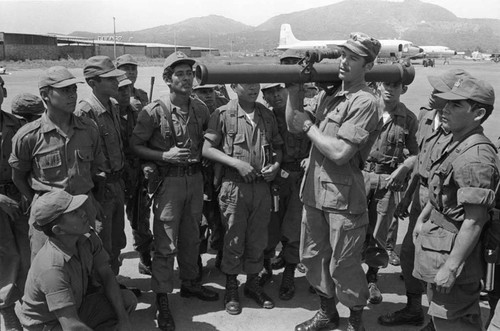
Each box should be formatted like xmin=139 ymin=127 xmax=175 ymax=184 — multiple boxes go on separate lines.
xmin=71 ymin=0 xmax=500 ymax=53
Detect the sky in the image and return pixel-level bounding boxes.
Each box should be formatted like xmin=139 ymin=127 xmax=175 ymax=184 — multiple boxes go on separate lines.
xmin=0 ymin=0 xmax=499 ymax=35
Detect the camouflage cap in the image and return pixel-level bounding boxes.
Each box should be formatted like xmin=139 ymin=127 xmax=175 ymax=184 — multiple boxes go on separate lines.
xmin=427 ymin=69 xmax=471 ymax=93
xmin=436 ymin=76 xmax=495 ymax=106
xmin=340 ymin=32 xmax=381 ymax=62
xmin=115 ymin=54 xmax=138 ymax=68
xmin=163 ymin=51 xmax=195 ymax=70
xmin=31 ymin=190 xmax=88 ymax=227
xmin=39 ymin=66 xmax=82 ymax=89
xmin=84 ymin=56 xmax=125 ymax=79
xmin=11 ymin=93 xmax=45 ymax=116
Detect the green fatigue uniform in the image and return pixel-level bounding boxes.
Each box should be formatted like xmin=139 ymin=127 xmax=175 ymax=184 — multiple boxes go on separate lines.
xmin=400 ymin=108 xmax=451 ymax=295
xmin=0 ymin=110 xmax=30 ymax=310
xmin=16 ymin=230 xmax=137 ymax=331
xmin=119 ymin=101 xmax=153 ymax=255
xmin=413 ymin=127 xmax=499 ymax=330
xmin=132 ymin=95 xmax=209 ymax=294
xmin=300 ymin=85 xmax=379 ymax=307
xmin=362 ymin=102 xmax=418 ymax=266
xmin=204 ymin=99 xmax=283 ymax=275
xmin=75 ymin=94 xmax=126 ymax=274
xmin=264 ymin=107 xmax=310 ymax=265
xmin=9 ymin=113 xmax=104 ymax=260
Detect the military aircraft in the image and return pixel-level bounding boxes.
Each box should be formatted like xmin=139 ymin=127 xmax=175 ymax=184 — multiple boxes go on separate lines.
xmin=416 ymin=45 xmax=457 ymax=59
xmin=277 ymin=24 xmax=423 ymax=60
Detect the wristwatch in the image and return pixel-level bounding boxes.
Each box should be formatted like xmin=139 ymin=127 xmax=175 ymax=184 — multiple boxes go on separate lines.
xmin=302 ymin=120 xmax=314 ymax=133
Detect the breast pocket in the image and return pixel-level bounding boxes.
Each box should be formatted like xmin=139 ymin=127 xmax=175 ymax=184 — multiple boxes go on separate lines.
xmin=232 ymin=133 xmax=248 ymax=158
xmin=76 ymin=148 xmax=94 ymax=177
xmin=36 ymin=150 xmax=63 ymax=182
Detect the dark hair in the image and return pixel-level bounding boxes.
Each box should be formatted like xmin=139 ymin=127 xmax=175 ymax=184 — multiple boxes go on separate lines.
xmin=36 ymin=217 xmax=61 ymax=237
xmin=468 ymin=100 xmax=494 ymax=123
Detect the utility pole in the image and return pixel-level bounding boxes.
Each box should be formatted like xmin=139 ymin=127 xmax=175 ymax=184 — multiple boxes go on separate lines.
xmin=113 ymin=17 xmax=117 ymax=60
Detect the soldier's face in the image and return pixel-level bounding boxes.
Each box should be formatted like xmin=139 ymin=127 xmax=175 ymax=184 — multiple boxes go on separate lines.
xmin=194 ymin=88 xmax=215 ymax=109
xmin=116 ymin=84 xmax=132 ymax=107
xmin=48 ymin=85 xmax=78 ymax=113
xmin=119 ymin=64 xmax=138 ymax=84
xmin=233 ymin=83 xmax=260 ymax=103
xmin=262 ymin=86 xmax=288 ymax=109
xmin=380 ymin=82 xmax=403 ymax=104
xmin=57 ymin=207 xmax=91 ymax=235
xmin=339 ymin=49 xmax=368 ymax=83
xmin=169 ymin=64 xmax=193 ymax=95
xmin=441 ymin=99 xmax=477 ymax=135
xmin=94 ymin=77 xmax=119 ymax=98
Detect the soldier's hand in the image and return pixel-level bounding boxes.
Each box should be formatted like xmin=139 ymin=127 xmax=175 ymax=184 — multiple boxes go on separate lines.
xmin=234 ymin=160 xmax=257 ymax=183
xmin=395 ymin=197 xmax=411 ymax=219
xmin=387 ymin=166 xmax=409 ymax=191
xmin=261 ymin=163 xmax=280 ymax=182
xmin=292 ymin=111 xmax=310 ymax=132
xmin=162 ymin=147 xmax=191 ymax=163
xmin=0 ymin=194 xmax=21 ymax=220
xmin=434 ymin=265 xmax=458 ymax=293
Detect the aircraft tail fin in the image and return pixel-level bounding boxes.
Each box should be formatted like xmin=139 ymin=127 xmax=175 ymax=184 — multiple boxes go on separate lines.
xmin=279 ymin=24 xmax=300 ymax=48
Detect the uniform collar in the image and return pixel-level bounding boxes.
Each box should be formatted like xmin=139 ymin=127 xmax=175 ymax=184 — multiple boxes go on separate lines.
xmin=47 ymin=232 xmax=92 ymax=262
xmin=88 ymin=92 xmax=112 ymax=116
xmin=335 ymin=82 xmax=368 ymax=99
xmin=40 ymin=112 xmax=85 ymax=133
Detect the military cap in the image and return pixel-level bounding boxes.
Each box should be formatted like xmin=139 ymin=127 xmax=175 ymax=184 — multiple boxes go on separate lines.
xmin=427 ymin=69 xmax=471 ymax=93
xmin=340 ymin=32 xmax=381 ymax=62
xmin=163 ymin=51 xmax=195 ymax=70
xmin=192 ymin=79 xmax=216 ymax=91
xmin=436 ymin=76 xmax=495 ymax=106
xmin=279 ymin=49 xmax=305 ymax=62
xmin=83 ymin=56 xmax=125 ymax=79
xmin=364 ymin=246 xmax=389 ymax=268
xmin=38 ymin=66 xmax=82 ymax=89
xmin=261 ymin=83 xmax=284 ymax=92
xmin=31 ymin=190 xmax=88 ymax=227
xmin=117 ymin=74 xmax=133 ymax=88
xmin=11 ymin=93 xmax=45 ymax=116
xmin=115 ymin=54 xmax=138 ymax=68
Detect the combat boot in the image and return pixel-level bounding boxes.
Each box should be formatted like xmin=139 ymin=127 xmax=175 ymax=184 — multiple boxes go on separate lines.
xmin=279 ymin=263 xmax=296 ymax=300
xmin=224 ymin=274 xmax=241 ymax=315
xmin=378 ymin=292 xmax=425 ymax=326
xmin=244 ymin=273 xmax=274 ymax=309
xmin=180 ymin=280 xmax=219 ymax=301
xmin=295 ymin=295 xmax=339 ymax=331
xmin=366 ymin=268 xmax=382 ymax=304
xmin=258 ymin=258 xmax=273 ymax=287
xmin=347 ymin=307 xmax=365 ymax=331
xmin=156 ymin=293 xmax=175 ymax=331
xmin=138 ymin=250 xmax=152 ymax=275
xmin=271 ymin=251 xmax=285 ymax=270
xmin=0 ymin=306 xmax=22 ymax=331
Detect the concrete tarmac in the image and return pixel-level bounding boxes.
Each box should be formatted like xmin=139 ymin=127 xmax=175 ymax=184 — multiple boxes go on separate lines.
xmin=117 ymin=217 xmax=490 ymax=331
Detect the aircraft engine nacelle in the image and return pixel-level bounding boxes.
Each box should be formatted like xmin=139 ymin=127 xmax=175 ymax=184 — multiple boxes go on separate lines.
xmin=195 ymin=62 xmax=415 ymax=86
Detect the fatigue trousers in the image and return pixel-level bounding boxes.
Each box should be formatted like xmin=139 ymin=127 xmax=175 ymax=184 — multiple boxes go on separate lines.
xmin=219 ymin=179 xmax=271 ymax=275
xmin=0 ymin=196 xmax=30 ymax=309
xmin=151 ymin=173 xmax=203 ymax=294
xmin=19 ymin=289 xmax=137 ymax=331
xmin=124 ymin=168 xmax=153 ymax=254
xmin=400 ymin=183 xmax=427 ymax=295
xmin=300 ymin=204 xmax=369 ymax=307
xmin=264 ymin=170 xmax=302 ymax=265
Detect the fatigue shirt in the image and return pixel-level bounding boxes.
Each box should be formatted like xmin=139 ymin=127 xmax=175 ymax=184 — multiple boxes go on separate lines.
xmin=0 ymin=110 xmax=25 ymax=183
xmin=301 ymin=85 xmax=379 ymax=215
xmin=367 ymin=102 xmax=418 ymax=166
xmin=415 ymin=108 xmax=452 ymax=181
xmin=204 ymin=99 xmax=283 ymax=172
xmin=119 ymin=103 xmax=140 ymax=161
xmin=274 ymin=107 xmax=310 ymax=164
xmin=75 ymin=94 xmax=125 ymax=173
xmin=17 ymin=231 xmax=109 ymax=327
xmin=131 ymin=87 xmax=149 ymax=110
xmin=9 ymin=113 xmax=104 ymax=195
xmin=132 ymin=95 xmax=210 ymax=166
xmin=423 ymin=127 xmax=499 ymax=283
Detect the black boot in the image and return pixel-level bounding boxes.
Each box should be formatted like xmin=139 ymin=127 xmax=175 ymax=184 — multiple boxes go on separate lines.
xmin=180 ymin=279 xmax=219 ymax=301
xmin=347 ymin=307 xmax=365 ymax=331
xmin=156 ymin=293 xmax=175 ymax=331
xmin=138 ymin=250 xmax=152 ymax=275
xmin=244 ymin=273 xmax=274 ymax=309
xmin=225 ymin=274 xmax=241 ymax=315
xmin=0 ymin=306 xmax=22 ymax=331
xmin=378 ymin=292 xmax=425 ymax=326
xmin=295 ymin=295 xmax=339 ymax=331
xmin=279 ymin=263 xmax=296 ymax=300
xmin=366 ymin=267 xmax=382 ymax=304
xmin=258 ymin=258 xmax=273 ymax=287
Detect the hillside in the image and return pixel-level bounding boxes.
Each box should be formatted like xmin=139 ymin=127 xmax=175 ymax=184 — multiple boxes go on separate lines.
xmin=70 ymin=0 xmax=500 ymax=53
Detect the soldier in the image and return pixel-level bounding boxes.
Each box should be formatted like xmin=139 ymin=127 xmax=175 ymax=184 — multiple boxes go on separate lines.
xmin=362 ymin=80 xmax=418 ymax=305
xmin=74 ymin=56 xmax=127 ymax=275
xmin=412 ymin=76 xmax=498 ymax=330
xmin=10 ymin=93 xmax=45 ymax=122
xmin=259 ymin=82 xmax=310 ymax=301
xmin=0 ymin=76 xmax=31 ymax=331
xmin=115 ymin=54 xmax=149 ymax=108
xmin=10 ymin=66 xmax=104 ymax=260
xmin=203 ymin=82 xmax=283 ymax=315
xmin=130 ymin=51 xmax=218 ymax=331
xmin=115 ymin=74 xmax=154 ymax=275
xmin=15 ymin=190 xmax=136 ymax=331
xmin=192 ymin=82 xmax=229 ymax=114
xmin=378 ymin=69 xmax=470 ymax=329
xmin=287 ymin=32 xmax=381 ymax=331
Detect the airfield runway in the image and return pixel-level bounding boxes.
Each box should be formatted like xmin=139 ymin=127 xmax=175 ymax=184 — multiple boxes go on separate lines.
xmin=0 ymin=59 xmax=498 ymax=330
